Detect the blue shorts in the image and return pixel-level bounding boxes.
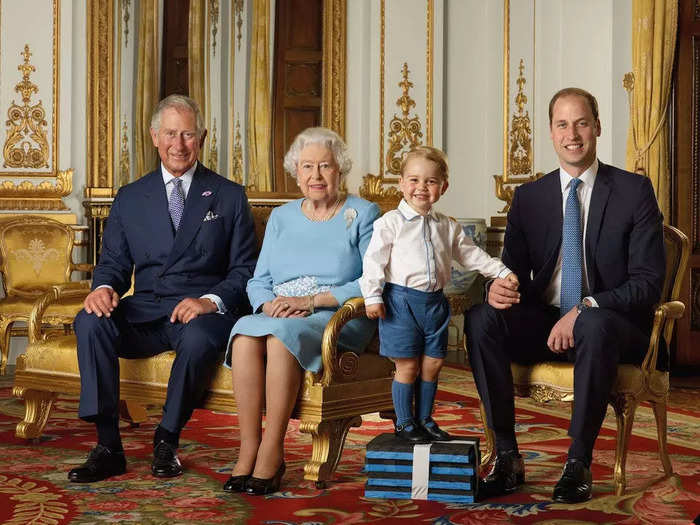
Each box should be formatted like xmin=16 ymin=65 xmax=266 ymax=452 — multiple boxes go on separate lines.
xmin=378 ymin=283 xmax=450 ymax=359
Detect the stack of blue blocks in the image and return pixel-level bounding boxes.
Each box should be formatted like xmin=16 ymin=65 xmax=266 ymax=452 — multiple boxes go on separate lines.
xmin=364 ymin=433 xmax=480 ymax=503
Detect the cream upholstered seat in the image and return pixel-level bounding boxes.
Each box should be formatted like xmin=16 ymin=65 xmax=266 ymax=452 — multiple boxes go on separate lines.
xmin=0 ymin=216 xmax=91 ymax=375
xmin=476 ymin=224 xmax=689 ymax=496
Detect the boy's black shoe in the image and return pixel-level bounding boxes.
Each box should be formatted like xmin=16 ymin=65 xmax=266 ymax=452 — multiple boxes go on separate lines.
xmin=419 ymin=417 xmax=451 ymax=441
xmin=394 ymin=421 xmax=431 ymax=442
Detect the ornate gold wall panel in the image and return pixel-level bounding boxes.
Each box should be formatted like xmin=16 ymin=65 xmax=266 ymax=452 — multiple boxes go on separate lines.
xmin=360 ymin=0 xmax=433 ymax=207
xmin=0 ymin=169 xmax=72 ymax=211
xmin=322 ymin=0 xmax=346 ymax=138
xmin=0 ymin=0 xmax=59 ymax=178
xmin=86 ymin=0 xmax=115 ymax=198
xmin=385 ymin=63 xmax=423 ymax=175
xmin=492 ymin=0 xmax=540 ymax=221
xmin=3 ymin=45 xmax=50 ymax=170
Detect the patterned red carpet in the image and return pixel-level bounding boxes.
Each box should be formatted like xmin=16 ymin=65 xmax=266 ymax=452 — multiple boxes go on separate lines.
xmin=1 ymin=365 xmax=699 ymax=524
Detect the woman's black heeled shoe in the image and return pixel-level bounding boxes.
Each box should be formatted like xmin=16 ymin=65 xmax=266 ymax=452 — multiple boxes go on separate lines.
xmin=223 ymin=474 xmax=251 ymax=493
xmin=245 ymin=462 xmax=286 ymax=496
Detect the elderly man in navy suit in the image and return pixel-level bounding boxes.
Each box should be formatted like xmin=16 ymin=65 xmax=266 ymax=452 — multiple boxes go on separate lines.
xmin=465 ymin=88 xmax=665 ymax=503
xmin=69 ymin=95 xmax=257 ymax=483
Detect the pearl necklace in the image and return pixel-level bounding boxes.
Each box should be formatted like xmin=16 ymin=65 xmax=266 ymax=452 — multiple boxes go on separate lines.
xmin=306 ymin=198 xmax=342 ymax=222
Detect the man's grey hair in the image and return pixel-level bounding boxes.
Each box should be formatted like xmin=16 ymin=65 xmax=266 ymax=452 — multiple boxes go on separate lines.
xmin=283 ymin=127 xmax=352 ymax=179
xmin=150 ymin=94 xmax=205 ymax=136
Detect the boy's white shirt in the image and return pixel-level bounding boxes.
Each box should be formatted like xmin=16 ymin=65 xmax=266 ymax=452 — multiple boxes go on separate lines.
xmin=360 ymin=199 xmax=511 ymax=305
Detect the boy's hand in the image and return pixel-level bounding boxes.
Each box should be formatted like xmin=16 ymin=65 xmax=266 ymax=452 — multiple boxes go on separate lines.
xmin=366 ymin=303 xmax=386 ymax=320
xmin=505 ymin=272 xmax=519 ymax=286
xmin=487 ymin=275 xmax=520 ymax=310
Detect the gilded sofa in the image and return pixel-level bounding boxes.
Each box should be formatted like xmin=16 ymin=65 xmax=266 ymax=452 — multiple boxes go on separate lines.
xmin=12 ymin=205 xmax=396 ymax=487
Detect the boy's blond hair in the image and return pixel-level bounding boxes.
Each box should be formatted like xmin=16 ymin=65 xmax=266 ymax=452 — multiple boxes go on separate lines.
xmin=400 ymin=145 xmax=449 ymax=180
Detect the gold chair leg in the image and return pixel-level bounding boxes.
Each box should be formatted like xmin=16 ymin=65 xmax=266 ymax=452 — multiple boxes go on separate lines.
xmin=300 ymin=416 xmax=362 ymax=487
xmin=0 ymin=318 xmax=13 ymax=375
xmin=611 ymin=395 xmax=638 ymax=496
xmin=479 ymin=401 xmax=495 ymax=467
xmin=119 ymin=400 xmax=148 ymax=426
xmin=12 ymin=386 xmax=57 ymax=439
xmin=650 ymin=399 xmax=673 ymax=476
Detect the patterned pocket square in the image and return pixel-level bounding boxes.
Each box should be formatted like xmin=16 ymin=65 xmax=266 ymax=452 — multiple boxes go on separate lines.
xmin=203 ymin=211 xmax=220 ymax=222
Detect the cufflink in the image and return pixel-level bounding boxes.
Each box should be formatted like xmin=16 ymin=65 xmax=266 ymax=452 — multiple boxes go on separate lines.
xmin=576 ymin=301 xmax=591 ymax=314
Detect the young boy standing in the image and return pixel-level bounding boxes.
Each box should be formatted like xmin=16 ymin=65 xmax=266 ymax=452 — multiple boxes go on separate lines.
xmin=360 ymin=146 xmax=518 ymax=442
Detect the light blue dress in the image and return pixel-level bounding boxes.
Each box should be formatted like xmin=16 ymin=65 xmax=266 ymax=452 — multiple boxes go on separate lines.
xmin=225 ymin=195 xmax=380 ymax=372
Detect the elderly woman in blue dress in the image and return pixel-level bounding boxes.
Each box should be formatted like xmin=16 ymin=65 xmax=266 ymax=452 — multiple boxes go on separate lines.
xmin=222 ymin=127 xmax=380 ymax=495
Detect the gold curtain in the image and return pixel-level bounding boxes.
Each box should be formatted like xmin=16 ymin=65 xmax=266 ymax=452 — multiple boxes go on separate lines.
xmin=247 ymin=0 xmax=272 ymax=192
xmin=625 ymin=0 xmax=678 ymax=217
xmin=134 ymin=0 xmax=160 ymax=178
xmin=188 ymin=0 xmax=207 ymax=128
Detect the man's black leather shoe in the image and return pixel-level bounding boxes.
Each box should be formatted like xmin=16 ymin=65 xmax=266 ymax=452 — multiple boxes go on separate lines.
xmin=394 ymin=422 xmax=431 ymax=443
xmin=151 ymin=440 xmax=183 ymax=478
xmin=419 ymin=418 xmax=451 ymax=441
xmin=68 ymin=445 xmax=126 ymax=483
xmin=479 ymin=449 xmax=525 ymax=499
xmin=552 ymin=458 xmax=592 ymax=503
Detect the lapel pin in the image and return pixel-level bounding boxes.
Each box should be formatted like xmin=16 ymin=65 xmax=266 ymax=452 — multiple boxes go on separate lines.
xmin=202 ymin=190 xmax=212 ymax=197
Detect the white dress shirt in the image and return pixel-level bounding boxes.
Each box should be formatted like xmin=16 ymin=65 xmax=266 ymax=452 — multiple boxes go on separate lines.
xmin=98 ymin=161 xmax=226 ymax=314
xmin=161 ymin=162 xmax=196 ymax=200
xmin=360 ymin=199 xmax=512 ymax=305
xmin=542 ymin=159 xmax=599 ymax=308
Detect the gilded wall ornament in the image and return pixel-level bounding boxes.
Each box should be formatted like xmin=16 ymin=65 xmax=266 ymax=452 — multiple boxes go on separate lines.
xmin=0 ymin=169 xmax=72 ymax=211
xmin=231 ymin=117 xmax=243 ymax=184
xmin=385 ymin=63 xmax=423 ymax=175
xmin=209 ymin=0 xmax=220 ymax=57
xmin=493 ymin=58 xmax=540 ymax=214
xmin=358 ymin=173 xmax=402 ymax=213
xmin=208 ymin=120 xmax=218 ymax=172
xmin=3 ymin=46 xmax=50 ymax=170
xmin=119 ymin=120 xmax=130 ymax=187
xmin=234 ymin=0 xmax=244 ymax=51
xmin=121 ymin=0 xmax=131 ymax=47
xmin=508 ymin=59 xmax=532 ymax=176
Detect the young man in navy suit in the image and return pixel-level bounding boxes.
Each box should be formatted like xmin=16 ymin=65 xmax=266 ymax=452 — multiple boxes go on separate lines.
xmin=69 ymin=95 xmax=257 ymax=483
xmin=465 ymin=88 xmax=665 ymax=503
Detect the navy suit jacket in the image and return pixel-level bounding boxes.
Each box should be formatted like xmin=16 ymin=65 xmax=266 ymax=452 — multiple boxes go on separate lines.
xmin=501 ymin=162 xmax=665 ymax=334
xmin=92 ymin=163 xmax=258 ymax=323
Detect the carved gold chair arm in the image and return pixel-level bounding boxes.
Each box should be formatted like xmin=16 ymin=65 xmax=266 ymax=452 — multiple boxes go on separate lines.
xmin=28 ymin=281 xmax=91 ymax=345
xmin=71 ymin=263 xmax=95 ymax=274
xmin=641 ymin=300 xmax=685 ymax=374
xmin=317 ymin=297 xmax=367 ymax=387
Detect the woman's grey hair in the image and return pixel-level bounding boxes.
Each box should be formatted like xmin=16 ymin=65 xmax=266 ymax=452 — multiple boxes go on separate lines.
xmin=283 ymin=127 xmax=352 ymax=179
xmin=150 ymin=94 xmax=205 ymax=136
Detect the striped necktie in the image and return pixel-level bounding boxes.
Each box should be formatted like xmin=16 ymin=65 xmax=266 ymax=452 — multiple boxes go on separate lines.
xmin=168 ymin=178 xmax=185 ymax=231
xmin=560 ymin=178 xmax=583 ymax=316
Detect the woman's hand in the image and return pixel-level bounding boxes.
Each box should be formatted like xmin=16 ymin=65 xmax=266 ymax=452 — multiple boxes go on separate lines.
xmin=263 ymin=296 xmax=311 ymax=318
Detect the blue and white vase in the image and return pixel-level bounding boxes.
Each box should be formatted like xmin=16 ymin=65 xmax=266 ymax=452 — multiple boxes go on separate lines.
xmin=445 ymin=218 xmax=488 ymax=300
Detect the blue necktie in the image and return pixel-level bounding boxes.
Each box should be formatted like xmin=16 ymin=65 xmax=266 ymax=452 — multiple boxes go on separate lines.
xmin=168 ymin=178 xmax=185 ymax=231
xmin=560 ymin=178 xmax=583 ymax=316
